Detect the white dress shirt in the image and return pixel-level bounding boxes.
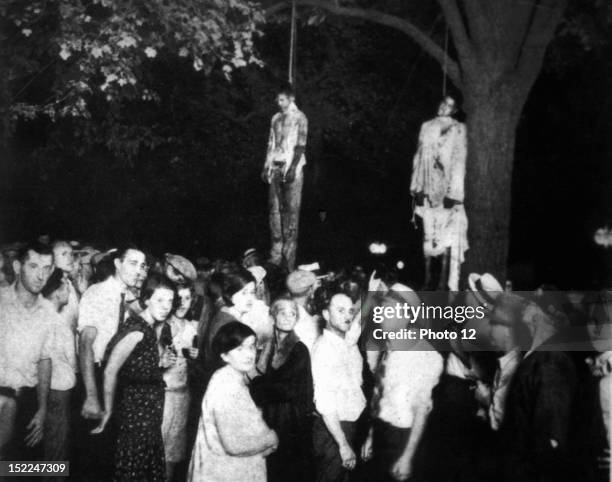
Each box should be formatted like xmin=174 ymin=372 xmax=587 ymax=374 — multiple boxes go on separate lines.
xmin=311 ymin=329 xmax=365 ymax=422
xmin=0 ymin=285 xmax=56 ymax=389
xmin=77 ymin=276 xmax=125 ymax=363
xmin=375 ymin=350 xmax=443 ymax=428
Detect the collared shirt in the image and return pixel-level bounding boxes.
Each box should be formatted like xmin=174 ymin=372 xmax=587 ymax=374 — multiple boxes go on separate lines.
xmin=489 ymin=349 xmax=521 ymax=430
xmin=0 ymin=285 xmax=55 ymax=389
xmin=77 ymin=276 xmax=125 ymax=363
xmin=293 ymin=304 xmax=320 ymax=352
xmin=49 ymin=316 xmax=77 ymax=391
xmin=266 ymin=102 xmax=308 ymax=175
xmin=375 ymin=350 xmax=443 ymax=428
xmin=311 ymin=329 xmax=365 ymax=422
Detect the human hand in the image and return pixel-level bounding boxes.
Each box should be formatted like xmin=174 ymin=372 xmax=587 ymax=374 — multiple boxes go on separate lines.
xmin=368 ymin=270 xmax=382 ymax=292
xmin=413 ymin=191 xmax=424 ymax=206
xmin=188 ymin=347 xmax=199 ymax=359
xmin=474 ymin=380 xmax=492 ymax=407
xmin=360 ymin=431 xmax=373 ymax=461
xmin=339 ymin=443 xmax=357 ymax=470
xmin=160 ymin=349 xmax=177 ymax=368
xmin=443 ymin=197 xmax=458 ymax=209
xmin=81 ymin=396 xmax=103 ymax=419
xmin=90 ymin=410 xmax=112 ymax=435
xmin=25 ymin=409 xmax=45 ymax=447
xmin=261 ymin=165 xmax=272 ymax=184
xmin=284 ymin=167 xmax=296 ymax=184
xmin=390 ymin=454 xmax=412 ymax=481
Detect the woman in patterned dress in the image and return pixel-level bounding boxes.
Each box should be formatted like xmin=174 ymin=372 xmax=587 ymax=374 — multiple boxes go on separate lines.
xmin=92 ymin=274 xmax=177 ymax=481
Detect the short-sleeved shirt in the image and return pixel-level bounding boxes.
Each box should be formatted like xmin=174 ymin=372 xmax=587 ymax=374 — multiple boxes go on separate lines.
xmin=77 ymin=276 xmax=125 ymax=363
xmin=311 ymin=329 xmax=365 ymax=422
xmin=0 ymin=285 xmax=56 ymax=389
xmin=374 ymin=350 xmax=443 ymax=428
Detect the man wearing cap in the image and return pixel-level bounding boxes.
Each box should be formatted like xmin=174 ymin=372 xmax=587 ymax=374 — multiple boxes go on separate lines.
xmin=164 ymin=253 xmax=197 ymax=286
xmin=287 ymin=270 xmax=319 ymax=352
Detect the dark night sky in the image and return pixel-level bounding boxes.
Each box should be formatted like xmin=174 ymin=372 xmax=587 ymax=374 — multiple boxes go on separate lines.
xmin=1 ymin=20 xmax=611 ymax=290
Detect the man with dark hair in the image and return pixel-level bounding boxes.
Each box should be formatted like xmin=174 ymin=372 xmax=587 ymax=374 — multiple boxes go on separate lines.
xmin=41 ymin=269 xmax=76 ymax=464
xmin=0 ymin=241 xmax=55 ymax=461
xmin=262 ymin=85 xmax=309 ymax=272
xmin=75 ymin=244 xmax=147 ymax=479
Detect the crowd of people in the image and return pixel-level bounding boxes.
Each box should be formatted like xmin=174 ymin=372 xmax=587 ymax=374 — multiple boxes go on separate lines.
xmin=0 ymin=237 xmax=611 ymax=482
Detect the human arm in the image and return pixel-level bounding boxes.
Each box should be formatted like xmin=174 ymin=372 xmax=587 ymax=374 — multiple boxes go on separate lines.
xmin=91 ymin=331 xmax=143 ymax=434
xmin=25 ymin=358 xmax=51 ymax=447
xmin=214 ymin=385 xmax=278 ymax=456
xmin=262 ymin=119 xmax=276 ymax=183
xmin=410 ymin=124 xmax=426 ymax=203
xmin=391 ymin=399 xmax=432 ymax=480
xmin=444 ymin=123 xmax=466 ymax=204
xmin=250 ymin=343 xmax=311 ymax=405
xmin=79 ymin=327 xmax=102 ymax=419
xmin=284 ymin=113 xmax=308 ymax=183
xmin=321 ymin=412 xmax=356 ymax=469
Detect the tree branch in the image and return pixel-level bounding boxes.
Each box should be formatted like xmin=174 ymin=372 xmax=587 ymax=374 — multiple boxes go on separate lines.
xmin=265 ymin=0 xmax=462 ymax=88
xmin=437 ymin=0 xmax=473 ymax=63
xmin=515 ymin=0 xmax=567 ymax=86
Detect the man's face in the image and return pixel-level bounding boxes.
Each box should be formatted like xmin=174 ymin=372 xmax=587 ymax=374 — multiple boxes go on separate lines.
xmin=53 ymin=244 xmax=75 ymax=273
xmin=14 ymin=251 xmax=54 ymax=295
xmin=165 ymin=263 xmax=186 ymax=284
xmin=175 ymin=287 xmax=193 ymax=319
xmin=115 ymin=249 xmax=147 ymax=289
xmin=277 ymin=94 xmax=292 ymax=112
xmin=323 ymin=294 xmax=355 ymax=334
xmin=437 ymin=97 xmax=456 ymax=117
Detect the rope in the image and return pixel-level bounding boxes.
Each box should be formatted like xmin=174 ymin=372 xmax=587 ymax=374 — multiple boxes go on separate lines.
xmin=288 ymin=0 xmax=297 ymax=86
xmin=442 ymin=25 xmax=449 ymax=96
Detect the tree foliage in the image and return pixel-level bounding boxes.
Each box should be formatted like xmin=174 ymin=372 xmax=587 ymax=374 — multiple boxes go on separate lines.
xmin=1 ymin=0 xmax=264 ymax=139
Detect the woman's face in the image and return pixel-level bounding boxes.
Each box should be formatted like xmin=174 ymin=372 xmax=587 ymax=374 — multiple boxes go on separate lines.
xmin=221 ymin=335 xmax=257 ymax=373
xmin=231 ymin=281 xmax=256 ymax=314
xmin=175 ymin=287 xmax=193 ymax=319
xmin=274 ymin=300 xmax=298 ymax=332
xmin=145 ymin=287 xmax=175 ymax=322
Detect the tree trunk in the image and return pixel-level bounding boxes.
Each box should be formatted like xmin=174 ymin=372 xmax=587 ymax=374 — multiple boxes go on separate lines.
xmin=462 ymin=80 xmax=525 ymax=283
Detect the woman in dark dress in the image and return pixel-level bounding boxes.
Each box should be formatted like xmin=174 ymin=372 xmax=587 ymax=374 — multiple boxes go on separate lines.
xmin=250 ymin=296 xmax=315 ymax=482
xmin=93 ymin=274 xmax=177 ymax=482
xmin=201 ymin=269 xmax=257 ymax=386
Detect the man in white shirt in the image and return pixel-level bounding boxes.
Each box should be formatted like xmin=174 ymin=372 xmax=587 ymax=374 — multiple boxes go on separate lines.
xmin=0 ymin=242 xmax=55 ymax=461
xmin=41 ymin=268 xmax=76 ymax=461
xmin=311 ymin=291 xmax=365 ymax=481
xmin=361 ymin=286 xmax=443 ymax=481
xmin=76 ymin=245 xmax=147 ymax=479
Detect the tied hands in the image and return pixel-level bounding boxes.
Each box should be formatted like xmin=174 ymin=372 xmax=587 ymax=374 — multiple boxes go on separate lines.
xmin=412 ymin=192 xmax=460 ymax=210
xmin=260 ymin=165 xmax=298 ymax=184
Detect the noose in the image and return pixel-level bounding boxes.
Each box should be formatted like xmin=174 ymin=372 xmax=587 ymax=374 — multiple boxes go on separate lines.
xmin=288 ymin=0 xmax=297 ymax=86
xmin=442 ymin=25 xmax=449 ymax=96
